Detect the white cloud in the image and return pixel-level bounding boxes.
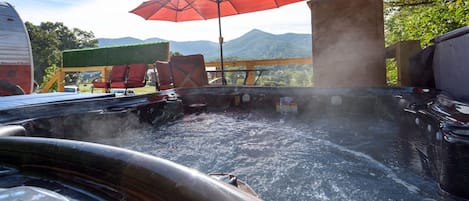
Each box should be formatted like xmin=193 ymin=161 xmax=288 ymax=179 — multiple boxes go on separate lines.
xmin=9 ymin=0 xmax=311 ymax=42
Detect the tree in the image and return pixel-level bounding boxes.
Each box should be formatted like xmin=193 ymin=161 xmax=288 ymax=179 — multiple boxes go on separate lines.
xmin=383 ymin=0 xmax=468 ymax=85
xmin=25 ymin=22 xmax=98 ymax=85
xmin=170 ymin=51 xmax=183 ymax=56
xmin=26 ymin=22 xmax=61 ymax=85
xmin=385 ymin=0 xmax=435 ymax=8
xmin=40 ymin=65 xmax=59 ymax=90
xmin=384 ymin=0 xmax=469 ymax=47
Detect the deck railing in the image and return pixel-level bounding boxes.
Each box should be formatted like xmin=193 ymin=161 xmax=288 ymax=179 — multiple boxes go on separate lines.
xmin=205 ymin=57 xmax=312 ymax=85
xmin=41 ymin=57 xmax=313 ymax=93
xmin=40 ymin=39 xmax=420 ymax=93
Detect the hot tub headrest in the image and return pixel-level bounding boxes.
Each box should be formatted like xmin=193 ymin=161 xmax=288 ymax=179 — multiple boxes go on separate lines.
xmin=0 ymin=125 xmax=26 ymax=137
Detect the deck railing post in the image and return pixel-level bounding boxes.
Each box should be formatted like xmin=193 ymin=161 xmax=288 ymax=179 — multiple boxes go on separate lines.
xmin=58 ymin=68 xmax=64 ymax=92
xmin=102 ymin=66 xmax=111 ymax=93
xmin=396 ymin=41 xmax=422 ymax=86
xmin=245 ymin=64 xmax=256 ymax=85
xmin=385 ymin=40 xmax=422 ymax=86
xmin=40 ymin=70 xmax=61 ymax=93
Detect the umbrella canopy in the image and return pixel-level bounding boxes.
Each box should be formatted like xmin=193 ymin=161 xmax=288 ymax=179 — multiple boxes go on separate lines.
xmin=130 ymin=0 xmax=305 ymax=84
xmin=130 ymin=0 xmax=304 ymax=22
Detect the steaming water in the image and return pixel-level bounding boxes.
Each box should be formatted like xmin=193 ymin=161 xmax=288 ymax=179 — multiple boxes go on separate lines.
xmin=93 ymin=112 xmax=450 ymax=201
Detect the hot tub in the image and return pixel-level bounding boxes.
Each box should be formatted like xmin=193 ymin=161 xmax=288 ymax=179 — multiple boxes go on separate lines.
xmin=1 ymin=86 xmax=468 ymax=200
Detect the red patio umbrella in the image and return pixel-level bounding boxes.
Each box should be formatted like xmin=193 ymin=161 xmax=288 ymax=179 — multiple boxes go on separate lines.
xmin=130 ymin=0 xmax=305 ymax=84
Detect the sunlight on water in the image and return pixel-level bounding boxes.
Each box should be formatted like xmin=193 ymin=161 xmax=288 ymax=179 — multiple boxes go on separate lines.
xmin=95 ymin=112 xmax=446 ymax=201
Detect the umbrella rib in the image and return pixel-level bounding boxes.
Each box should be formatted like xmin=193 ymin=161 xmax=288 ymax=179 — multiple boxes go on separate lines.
xmin=164 ymin=0 xmax=195 ymax=11
xmin=187 ymin=0 xmax=211 ymax=20
xmin=132 ymin=0 xmax=168 ymax=11
xmin=274 ymin=0 xmax=280 ymax=7
xmin=165 ymin=0 xmax=196 ymax=21
xmin=130 ymin=0 xmax=171 ymax=19
xmin=174 ymin=0 xmax=181 ymax=21
xmin=222 ymin=0 xmax=290 ymax=16
xmin=207 ymin=0 xmax=240 ymax=16
xmin=223 ymin=0 xmax=240 ymax=15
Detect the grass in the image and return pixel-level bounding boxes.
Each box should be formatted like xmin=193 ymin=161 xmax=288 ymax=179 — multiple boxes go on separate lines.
xmin=78 ymin=83 xmax=158 ymax=95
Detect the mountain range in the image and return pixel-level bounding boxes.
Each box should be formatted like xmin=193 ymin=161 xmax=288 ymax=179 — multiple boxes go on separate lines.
xmin=97 ymin=29 xmax=312 ymax=62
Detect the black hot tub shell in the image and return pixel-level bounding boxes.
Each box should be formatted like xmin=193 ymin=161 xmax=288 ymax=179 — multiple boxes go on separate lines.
xmin=0 ymin=86 xmax=469 ymax=200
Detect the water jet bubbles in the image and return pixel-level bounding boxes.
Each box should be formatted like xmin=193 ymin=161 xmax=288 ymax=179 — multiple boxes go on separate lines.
xmin=436 ymin=131 xmax=442 ymax=141
xmin=279 ymin=118 xmax=285 ymax=124
xmin=398 ymin=98 xmax=408 ymax=108
xmin=427 ymin=124 xmax=432 ymax=133
xmin=415 ymin=118 xmax=420 ymax=126
xmin=242 ymin=94 xmax=251 ymax=102
xmin=331 ymin=96 xmax=342 ymax=105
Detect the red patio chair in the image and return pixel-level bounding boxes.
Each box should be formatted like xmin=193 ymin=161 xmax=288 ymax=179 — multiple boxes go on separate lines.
xmin=169 ymin=54 xmax=208 ymax=88
xmin=92 ymin=65 xmax=128 ymax=93
xmin=110 ymin=64 xmax=148 ymax=89
xmin=154 ymin=61 xmax=173 ymax=90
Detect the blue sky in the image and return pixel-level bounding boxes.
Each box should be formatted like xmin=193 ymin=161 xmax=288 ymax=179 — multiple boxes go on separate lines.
xmin=10 ymin=0 xmax=75 ymax=8
xmin=8 ymin=0 xmax=311 ymax=42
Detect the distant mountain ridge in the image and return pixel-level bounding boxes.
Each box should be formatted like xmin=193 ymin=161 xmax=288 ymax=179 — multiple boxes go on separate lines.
xmin=97 ymin=29 xmax=312 ymax=61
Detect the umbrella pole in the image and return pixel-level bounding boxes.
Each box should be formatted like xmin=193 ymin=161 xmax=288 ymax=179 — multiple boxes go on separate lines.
xmin=217 ymin=0 xmax=225 ymax=85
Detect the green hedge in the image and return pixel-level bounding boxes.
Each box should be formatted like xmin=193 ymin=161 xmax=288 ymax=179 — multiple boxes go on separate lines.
xmin=63 ymin=42 xmax=169 ymax=67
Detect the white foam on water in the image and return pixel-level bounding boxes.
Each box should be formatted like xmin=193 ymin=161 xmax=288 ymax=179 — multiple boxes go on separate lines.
xmin=318 ymin=138 xmax=421 ymax=194
xmin=94 ymin=113 xmax=445 ymax=200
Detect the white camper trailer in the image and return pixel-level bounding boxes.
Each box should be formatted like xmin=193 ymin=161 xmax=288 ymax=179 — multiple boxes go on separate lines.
xmin=0 ymin=2 xmax=33 ymax=95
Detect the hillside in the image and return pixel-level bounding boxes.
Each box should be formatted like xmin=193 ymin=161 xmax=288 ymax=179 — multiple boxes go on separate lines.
xmin=97 ymin=29 xmax=312 ymax=62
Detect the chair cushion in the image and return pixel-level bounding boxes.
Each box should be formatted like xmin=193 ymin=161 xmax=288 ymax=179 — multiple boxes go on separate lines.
xmin=92 ymin=81 xmax=109 ymax=88
xmin=110 ymin=65 xmax=128 ymax=82
xmin=155 ymin=61 xmax=173 ymax=90
xmin=169 ymin=54 xmax=208 ymax=88
xmin=110 ymin=82 xmax=125 ymax=88
xmin=110 ymin=81 xmax=145 ymax=88
xmin=127 ymin=64 xmax=147 ymax=83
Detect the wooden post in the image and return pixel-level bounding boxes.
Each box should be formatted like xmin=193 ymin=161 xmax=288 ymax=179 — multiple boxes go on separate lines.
xmin=101 ymin=66 xmax=110 ymax=93
xmin=57 ymin=68 xmax=64 ymax=92
xmin=308 ymin=0 xmax=314 ymax=84
xmin=395 ymin=40 xmax=422 ymax=86
xmin=40 ymin=70 xmax=60 ymax=93
xmin=245 ymin=64 xmax=256 ymax=85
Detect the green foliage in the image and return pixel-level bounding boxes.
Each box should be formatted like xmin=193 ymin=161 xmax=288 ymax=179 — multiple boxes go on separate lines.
xmin=170 ymin=51 xmax=183 ymax=56
xmin=385 ymin=0 xmax=435 ymax=8
xmin=40 ymin=65 xmax=59 ymax=91
xmin=26 ymin=22 xmax=61 ymax=85
xmin=386 ymin=59 xmax=398 ymax=86
xmin=64 ymin=72 xmax=82 ymax=86
xmin=217 ymin=64 xmax=313 ymax=87
xmin=25 ymin=22 xmax=98 ymax=85
xmin=290 ymin=70 xmax=313 ymax=87
xmin=384 ymin=0 xmax=469 ymax=86
xmin=257 ymin=65 xmax=313 ymax=87
xmin=385 ymin=0 xmax=469 ymax=47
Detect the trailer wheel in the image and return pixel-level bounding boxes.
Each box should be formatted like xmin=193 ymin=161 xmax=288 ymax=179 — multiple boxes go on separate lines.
xmin=0 ymin=80 xmax=25 ymax=96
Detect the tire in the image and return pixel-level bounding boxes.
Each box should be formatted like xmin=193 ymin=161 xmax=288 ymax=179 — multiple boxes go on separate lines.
xmin=0 ymin=80 xmax=25 ymax=96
